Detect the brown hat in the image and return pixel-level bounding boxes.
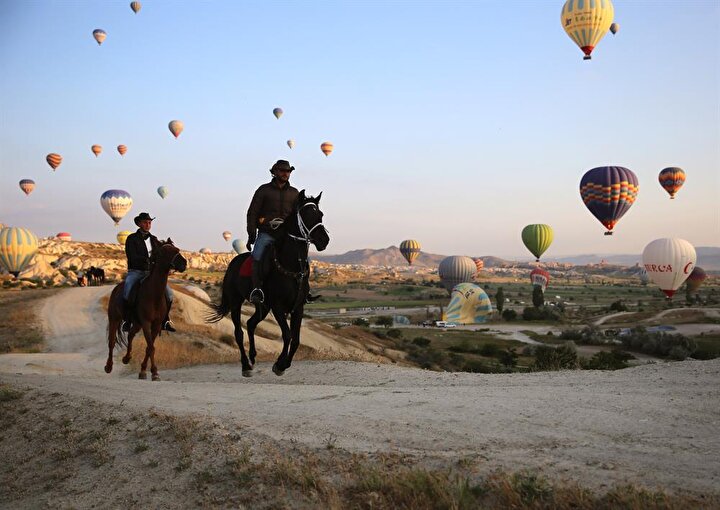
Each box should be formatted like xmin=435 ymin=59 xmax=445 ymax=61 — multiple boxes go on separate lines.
xmin=134 ymin=212 xmax=155 ymax=226
xmin=271 ymin=160 xmax=294 ymax=173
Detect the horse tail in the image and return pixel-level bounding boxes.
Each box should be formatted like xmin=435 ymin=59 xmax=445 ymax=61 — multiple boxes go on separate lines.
xmin=205 ymin=254 xmax=247 ymax=323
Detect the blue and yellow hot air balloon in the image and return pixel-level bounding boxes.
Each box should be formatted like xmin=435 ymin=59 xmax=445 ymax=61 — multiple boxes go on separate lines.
xmin=521 ymin=224 xmax=553 ymax=261
xmin=444 ymin=283 xmax=492 ymax=325
xmin=399 ymin=239 xmax=421 ymax=265
xmin=100 ymin=189 xmax=133 ymax=225
xmin=658 ymin=167 xmax=685 ymax=199
xmin=580 ymin=166 xmax=638 ymax=235
xmin=561 ymin=0 xmax=614 ymax=60
xmin=0 ymin=227 xmax=39 ymax=277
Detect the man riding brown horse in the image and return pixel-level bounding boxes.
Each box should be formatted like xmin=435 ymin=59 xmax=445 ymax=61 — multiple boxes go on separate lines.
xmin=246 ymin=160 xmax=319 ymax=305
xmin=122 ymin=212 xmax=176 ymax=332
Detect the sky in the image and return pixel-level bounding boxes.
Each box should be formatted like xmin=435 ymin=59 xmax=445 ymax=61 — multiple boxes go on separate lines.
xmin=1 ymin=1 xmax=718 ymax=259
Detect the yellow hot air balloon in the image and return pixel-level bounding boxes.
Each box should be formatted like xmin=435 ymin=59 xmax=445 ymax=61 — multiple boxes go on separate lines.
xmin=91 ymin=145 xmax=102 ymax=157
xmin=117 ymin=230 xmax=132 ymax=245
xmin=117 ymin=145 xmax=127 ymax=156
xmin=320 ymin=142 xmax=334 ymax=156
xmin=561 ymin=0 xmax=614 ymax=60
xmin=399 ymin=239 xmax=421 ymax=265
xmin=168 ymin=120 xmax=184 ymax=138
xmin=46 ymin=153 xmax=62 ymax=170
xmin=0 ymin=227 xmax=39 ymax=277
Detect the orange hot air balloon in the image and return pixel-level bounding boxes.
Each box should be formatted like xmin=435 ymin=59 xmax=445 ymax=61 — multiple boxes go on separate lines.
xmin=473 ymin=258 xmax=484 ymax=272
xmin=658 ymin=167 xmax=685 ymax=199
xmin=46 ymin=153 xmax=62 ymax=170
xmin=320 ymin=142 xmax=334 ymax=156
xmin=130 ymin=1 xmax=142 ymax=13
xmin=117 ymin=145 xmax=127 ymax=156
xmin=168 ymin=120 xmax=184 ymax=138
xmin=93 ymin=29 xmax=107 ymax=45
xmin=91 ymin=145 xmax=102 ymax=157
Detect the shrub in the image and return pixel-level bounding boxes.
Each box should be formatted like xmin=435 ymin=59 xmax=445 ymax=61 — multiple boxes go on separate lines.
xmin=522 ymin=306 xmax=561 ymax=322
xmin=386 ymin=328 xmax=403 ymax=339
xmin=581 ymin=351 xmax=630 ymax=370
xmin=498 ymin=348 xmax=518 ymax=368
xmin=559 ymin=325 xmax=605 ymax=345
xmin=502 ymin=309 xmax=517 ymax=321
xmin=609 ymin=300 xmax=628 ymax=312
xmin=374 ymin=316 xmax=394 ymax=328
xmin=352 ymin=317 xmax=369 ymax=327
xmin=479 ymin=344 xmax=500 ymax=357
xmin=532 ymin=342 xmax=578 ymax=371
xmin=412 ymin=337 xmax=431 ymax=347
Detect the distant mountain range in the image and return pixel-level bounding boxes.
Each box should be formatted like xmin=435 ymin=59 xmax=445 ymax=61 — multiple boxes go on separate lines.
xmin=311 ymin=246 xmax=720 ymax=272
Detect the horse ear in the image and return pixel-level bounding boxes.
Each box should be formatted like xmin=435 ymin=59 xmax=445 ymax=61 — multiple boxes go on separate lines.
xmin=316 ymin=191 xmax=322 ymax=203
xmin=298 ymin=189 xmax=306 ymax=200
xmin=166 ymin=237 xmax=173 ymax=245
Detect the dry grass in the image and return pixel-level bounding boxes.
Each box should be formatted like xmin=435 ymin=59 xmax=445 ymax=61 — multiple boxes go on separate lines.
xmin=0 ymin=288 xmax=59 ymax=353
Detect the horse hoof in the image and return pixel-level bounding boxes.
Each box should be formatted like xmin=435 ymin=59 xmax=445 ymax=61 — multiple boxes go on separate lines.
xmin=139 ymin=372 xmax=147 ymax=380
xmin=104 ymin=364 xmax=112 ymax=374
xmin=272 ymin=364 xmax=285 ymax=376
xmin=122 ymin=356 xmax=131 ymax=365
xmin=152 ymin=374 xmax=161 ymax=382
xmin=242 ymin=370 xmax=253 ymax=378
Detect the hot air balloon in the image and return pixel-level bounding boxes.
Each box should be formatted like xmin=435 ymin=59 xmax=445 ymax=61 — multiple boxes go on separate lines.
xmin=530 ymin=268 xmax=550 ymax=292
xmin=168 ymin=120 xmax=184 ymax=138
xmin=93 ymin=29 xmax=107 ymax=45
xmin=222 ymin=231 xmax=232 ymax=241
xmin=580 ymin=166 xmax=639 ymax=235
xmin=560 ymin=0 xmax=614 ymax=60
xmin=130 ymin=1 xmax=141 ymax=13
xmin=199 ymin=248 xmax=212 ymax=254
xmin=320 ymin=142 xmax=334 ymax=156
xmin=157 ymin=186 xmax=169 ymax=199
xmin=399 ymin=239 xmax=421 ymax=265
xmin=610 ymin=22 xmax=619 ymax=35
xmin=56 ymin=232 xmax=72 ymax=242
xmin=91 ymin=145 xmax=102 ymax=157
xmin=273 ymin=107 xmax=283 ymax=119
xmin=0 ymin=227 xmax=39 ymax=277
xmin=100 ymin=189 xmax=133 ymax=225
xmin=117 ymin=145 xmax=127 ymax=156
xmin=642 ymin=238 xmax=696 ymax=298
xmin=232 ymin=239 xmax=246 ymax=255
xmin=521 ymin=224 xmax=553 ymax=261
xmin=287 ymin=139 xmax=295 ymax=149
xmin=473 ymin=258 xmax=484 ymax=272
xmin=658 ymin=167 xmax=685 ymax=199
xmin=46 ymin=153 xmax=62 ymax=171
xmin=117 ymin=230 xmax=132 ymax=245
xmin=686 ymin=267 xmax=707 ymax=294
xmin=19 ymin=179 xmax=35 ymax=196
xmin=438 ymin=256 xmax=477 ymax=293
xmin=444 ymin=283 xmax=492 ymax=325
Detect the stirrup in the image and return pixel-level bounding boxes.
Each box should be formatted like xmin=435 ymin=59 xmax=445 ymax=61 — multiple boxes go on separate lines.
xmin=305 ymin=293 xmax=322 ymax=303
xmin=249 ymin=288 xmax=264 ymax=304
xmin=162 ymin=320 xmax=176 ymax=332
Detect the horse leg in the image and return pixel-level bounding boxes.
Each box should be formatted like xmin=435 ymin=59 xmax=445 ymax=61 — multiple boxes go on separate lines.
xmin=105 ymin=319 xmax=119 ymax=373
xmin=230 ymin=308 xmax=252 ymax=377
xmin=271 ymin=307 xmax=292 ymax=376
xmin=286 ymin=307 xmax=304 ymax=369
xmin=246 ymin=305 xmax=270 ymax=367
xmin=149 ymin=323 xmax=162 ymax=381
xmin=139 ymin=322 xmax=153 ymax=380
xmin=122 ymin=324 xmax=141 ymax=364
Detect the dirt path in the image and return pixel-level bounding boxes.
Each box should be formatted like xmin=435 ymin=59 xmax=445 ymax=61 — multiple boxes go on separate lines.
xmin=0 ymin=288 xmax=719 ymax=495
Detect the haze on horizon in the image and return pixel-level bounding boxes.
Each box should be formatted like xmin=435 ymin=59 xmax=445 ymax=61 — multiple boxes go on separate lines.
xmin=1 ymin=1 xmax=718 ymax=258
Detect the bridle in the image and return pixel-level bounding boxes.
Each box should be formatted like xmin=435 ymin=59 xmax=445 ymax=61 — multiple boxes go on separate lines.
xmin=287 ymin=202 xmax=328 ymax=247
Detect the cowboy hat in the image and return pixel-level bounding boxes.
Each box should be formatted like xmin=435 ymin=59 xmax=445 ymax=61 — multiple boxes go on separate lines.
xmin=270 ymin=160 xmax=294 ymax=173
xmin=134 ymin=212 xmax=155 ymax=226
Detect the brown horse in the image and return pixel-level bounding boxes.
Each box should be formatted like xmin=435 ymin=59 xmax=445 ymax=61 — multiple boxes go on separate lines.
xmin=105 ymin=239 xmax=187 ymax=380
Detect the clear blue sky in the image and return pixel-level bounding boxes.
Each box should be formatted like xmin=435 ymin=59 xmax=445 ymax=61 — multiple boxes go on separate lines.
xmin=1 ymin=1 xmax=718 ymax=258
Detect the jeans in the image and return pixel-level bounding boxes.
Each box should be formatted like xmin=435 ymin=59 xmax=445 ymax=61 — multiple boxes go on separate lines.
xmin=251 ymin=232 xmax=275 ymax=261
xmin=123 ymin=269 xmax=174 ymax=303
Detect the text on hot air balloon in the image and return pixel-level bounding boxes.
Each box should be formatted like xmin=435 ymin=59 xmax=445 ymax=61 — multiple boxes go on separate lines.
xmin=644 ymin=264 xmax=673 ymax=272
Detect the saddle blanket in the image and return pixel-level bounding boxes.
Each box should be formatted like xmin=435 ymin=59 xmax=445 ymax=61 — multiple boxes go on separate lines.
xmin=239 ymin=257 xmax=253 ymax=277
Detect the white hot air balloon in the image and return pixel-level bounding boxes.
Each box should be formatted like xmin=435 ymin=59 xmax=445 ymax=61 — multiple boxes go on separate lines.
xmin=642 ymin=238 xmax=697 ymax=298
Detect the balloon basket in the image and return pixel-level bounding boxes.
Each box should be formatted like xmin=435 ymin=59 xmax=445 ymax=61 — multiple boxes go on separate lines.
xmin=583 ymin=55 xmax=591 ymax=60
xmin=604 ymin=231 xmax=613 ymax=236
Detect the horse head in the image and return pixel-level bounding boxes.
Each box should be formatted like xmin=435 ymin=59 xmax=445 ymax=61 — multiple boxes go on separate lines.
xmin=156 ymin=238 xmax=187 ymax=273
xmin=295 ymin=190 xmax=330 ymax=251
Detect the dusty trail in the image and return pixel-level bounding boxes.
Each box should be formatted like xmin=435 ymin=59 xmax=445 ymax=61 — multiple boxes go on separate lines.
xmin=0 ymin=288 xmax=719 ymax=494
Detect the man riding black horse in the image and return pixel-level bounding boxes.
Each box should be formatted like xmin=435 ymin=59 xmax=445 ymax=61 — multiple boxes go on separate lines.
xmin=246 ymin=160 xmax=319 ymax=305
xmin=121 ymin=212 xmax=176 ymax=332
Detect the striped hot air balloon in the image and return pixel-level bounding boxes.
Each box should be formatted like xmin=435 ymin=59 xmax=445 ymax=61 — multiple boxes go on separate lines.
xmin=658 ymin=167 xmax=685 ymax=199
xmin=56 ymin=232 xmax=72 ymax=242
xmin=686 ymin=267 xmax=707 ymax=294
xmin=560 ymin=0 xmax=614 ymax=60
xmin=521 ymin=224 xmax=553 ymax=261
xmin=93 ymin=29 xmax=107 ymax=45
xmin=91 ymin=145 xmax=102 ymax=157
xmin=399 ymin=239 xmax=421 ymax=265
xmin=19 ymin=179 xmax=35 ymax=196
xmin=222 ymin=231 xmax=232 ymax=241
xmin=46 ymin=153 xmax=62 ymax=170
xmin=117 ymin=145 xmax=127 ymax=156
xmin=530 ymin=268 xmax=550 ymax=292
xmin=168 ymin=120 xmax=184 ymax=138
xmin=580 ymin=166 xmax=639 ymax=235
xmin=472 ymin=258 xmax=484 ymax=272
xmin=444 ymin=283 xmax=492 ymax=325
xmin=117 ymin=230 xmax=132 ymax=246
xmin=320 ymin=142 xmax=334 ymax=156
xmin=273 ymin=107 xmax=283 ymax=119
xmin=642 ymin=238 xmax=696 ymax=298
xmin=438 ymin=256 xmax=477 ymax=294
xmin=130 ymin=1 xmax=142 ymax=13
xmin=0 ymin=227 xmax=39 ymax=277
xmin=100 ymin=189 xmax=133 ymax=225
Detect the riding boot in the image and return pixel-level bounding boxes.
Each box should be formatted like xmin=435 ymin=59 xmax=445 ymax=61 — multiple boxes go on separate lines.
xmin=121 ymin=298 xmax=133 ymax=332
xmin=249 ymin=261 xmax=265 ymax=304
xmin=303 ymin=277 xmax=322 ymax=303
xmin=162 ymin=298 xmax=176 ymax=332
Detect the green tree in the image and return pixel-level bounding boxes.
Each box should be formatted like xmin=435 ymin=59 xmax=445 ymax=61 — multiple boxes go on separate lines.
xmin=532 ymin=286 xmax=544 ymax=308
xmin=495 ymin=287 xmax=505 ymax=314
xmin=374 ymin=316 xmax=394 ymax=328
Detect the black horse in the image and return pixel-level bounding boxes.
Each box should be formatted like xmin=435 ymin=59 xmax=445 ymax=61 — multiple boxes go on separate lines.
xmin=86 ymin=266 xmax=106 ymax=285
xmin=206 ymin=190 xmax=329 ymax=376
